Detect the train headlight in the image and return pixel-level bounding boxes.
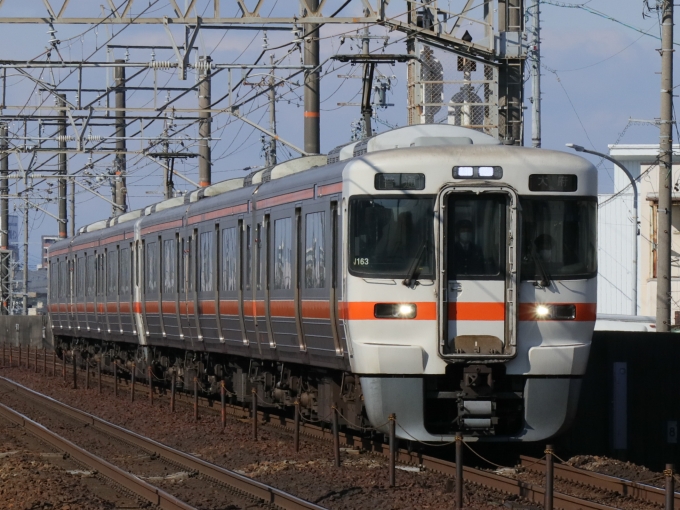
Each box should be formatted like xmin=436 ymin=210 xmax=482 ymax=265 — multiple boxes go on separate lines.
xmin=374 ymin=303 xmax=417 ymax=319
xmin=534 ymin=304 xmax=577 ymax=320
xmin=535 ymin=305 xmax=551 ymax=318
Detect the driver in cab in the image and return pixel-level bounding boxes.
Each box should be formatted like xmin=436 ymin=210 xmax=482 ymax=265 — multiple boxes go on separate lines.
xmin=450 ymin=219 xmax=484 ymax=276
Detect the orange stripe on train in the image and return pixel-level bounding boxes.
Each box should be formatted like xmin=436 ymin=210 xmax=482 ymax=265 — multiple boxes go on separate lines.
xmin=448 ymin=302 xmax=505 ymax=321
xmin=345 ymin=302 xmax=437 ymax=321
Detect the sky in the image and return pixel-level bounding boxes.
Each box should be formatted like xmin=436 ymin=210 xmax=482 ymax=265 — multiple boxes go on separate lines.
xmin=0 ymin=0 xmax=675 ymax=268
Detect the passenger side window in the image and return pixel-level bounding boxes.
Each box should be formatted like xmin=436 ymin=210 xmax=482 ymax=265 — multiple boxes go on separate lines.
xmin=146 ymin=242 xmax=158 ymax=293
xmin=86 ymin=255 xmax=95 ymax=298
xmin=107 ymin=250 xmax=118 ymax=295
xmin=274 ymin=218 xmax=292 ymax=290
xmin=120 ymin=248 xmax=130 ymax=295
xmin=77 ymin=257 xmax=85 ymax=298
xmin=163 ymin=239 xmax=176 ymax=294
xmin=199 ymin=231 xmax=214 ymax=292
xmin=305 ymin=212 xmax=325 ymax=288
xmin=222 ymin=227 xmax=238 ymax=292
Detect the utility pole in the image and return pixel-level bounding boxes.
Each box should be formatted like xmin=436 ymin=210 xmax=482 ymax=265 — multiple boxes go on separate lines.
xmin=114 ymin=59 xmax=127 ymax=216
xmin=57 ymin=94 xmax=67 ymax=238
xmin=304 ymin=0 xmax=320 ymax=154
xmin=268 ymin=54 xmax=277 ymax=166
xmin=0 ymin=123 xmax=8 ymax=314
xmin=22 ymin=195 xmax=27 ymax=315
xmin=530 ymin=0 xmax=541 ymax=148
xmin=361 ymin=26 xmax=373 ymax=138
xmin=198 ymin=55 xmax=212 ymax=187
xmin=69 ymin=180 xmax=75 ymax=237
xmin=657 ymin=0 xmax=674 ymax=332
xmin=498 ymin=0 xmax=524 ymax=145
xmin=162 ymin=128 xmax=173 ymax=199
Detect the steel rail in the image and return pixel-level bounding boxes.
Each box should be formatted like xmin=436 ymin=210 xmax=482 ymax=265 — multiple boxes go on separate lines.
xmin=521 ymin=455 xmax=680 ymax=507
xmin=0 ymin=376 xmax=326 ymax=510
xmin=0 ymin=401 xmax=196 ymax=510
xmin=2 ymin=354 xmax=619 ymax=510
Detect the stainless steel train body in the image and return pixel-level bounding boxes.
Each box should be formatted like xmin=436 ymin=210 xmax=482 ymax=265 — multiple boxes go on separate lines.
xmin=47 ymin=125 xmax=598 ymax=442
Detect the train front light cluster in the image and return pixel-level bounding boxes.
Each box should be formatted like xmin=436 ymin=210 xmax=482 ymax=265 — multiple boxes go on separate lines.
xmin=374 ymin=303 xmax=417 ymax=319
xmin=534 ymin=304 xmax=576 ymax=320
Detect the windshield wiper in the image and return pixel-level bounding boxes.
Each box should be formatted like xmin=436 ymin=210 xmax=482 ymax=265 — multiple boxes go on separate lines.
xmin=531 ymin=248 xmax=552 ymax=288
xmin=403 ymin=243 xmax=427 ymax=287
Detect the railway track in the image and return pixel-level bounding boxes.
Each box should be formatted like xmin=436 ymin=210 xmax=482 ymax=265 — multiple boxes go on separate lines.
xmin=521 ymin=455 xmax=677 ymax=507
xmin=2 ymin=348 xmax=662 ymax=510
xmin=0 ymin=401 xmax=196 ymax=510
xmin=0 ymin=374 xmax=326 ymax=510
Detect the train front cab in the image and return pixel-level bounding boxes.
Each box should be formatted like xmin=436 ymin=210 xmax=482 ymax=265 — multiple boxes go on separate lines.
xmin=346 ymin=149 xmax=598 ymax=443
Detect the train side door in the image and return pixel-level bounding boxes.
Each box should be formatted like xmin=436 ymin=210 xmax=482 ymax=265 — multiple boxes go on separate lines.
xmin=440 ymin=188 xmax=517 ymax=359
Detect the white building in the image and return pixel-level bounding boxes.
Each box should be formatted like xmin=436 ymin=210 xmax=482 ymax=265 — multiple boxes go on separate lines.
xmin=597 ymin=144 xmax=680 ymax=324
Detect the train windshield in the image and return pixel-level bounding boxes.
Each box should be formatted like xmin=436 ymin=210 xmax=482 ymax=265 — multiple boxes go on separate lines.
xmin=520 ymin=197 xmax=597 ymax=280
xmin=349 ymin=196 xmax=435 ymax=279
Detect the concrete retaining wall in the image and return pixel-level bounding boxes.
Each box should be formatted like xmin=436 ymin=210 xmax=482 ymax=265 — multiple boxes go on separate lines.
xmin=0 ymin=315 xmax=52 ymax=349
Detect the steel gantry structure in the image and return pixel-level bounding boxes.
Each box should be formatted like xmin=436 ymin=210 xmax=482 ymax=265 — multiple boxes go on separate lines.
xmin=0 ymin=0 xmax=526 ymax=314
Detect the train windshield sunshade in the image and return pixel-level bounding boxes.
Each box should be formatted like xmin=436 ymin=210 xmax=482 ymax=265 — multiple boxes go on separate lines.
xmin=529 ymin=174 xmax=578 ymax=192
xmin=374 ymin=173 xmax=425 ymax=190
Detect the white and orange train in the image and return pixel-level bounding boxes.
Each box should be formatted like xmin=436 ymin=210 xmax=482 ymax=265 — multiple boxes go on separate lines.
xmin=47 ymin=125 xmax=597 ymax=442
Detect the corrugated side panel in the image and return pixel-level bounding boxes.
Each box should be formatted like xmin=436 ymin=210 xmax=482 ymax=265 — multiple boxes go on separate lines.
xmin=597 ymin=193 xmax=636 ymax=314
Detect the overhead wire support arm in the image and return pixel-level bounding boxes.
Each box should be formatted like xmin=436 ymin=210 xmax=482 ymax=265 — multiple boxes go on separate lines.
xmin=228 ymin=109 xmax=311 ymax=156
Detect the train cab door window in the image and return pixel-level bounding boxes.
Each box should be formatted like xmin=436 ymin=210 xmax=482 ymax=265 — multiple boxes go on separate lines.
xmin=222 ymin=227 xmax=238 ymax=292
xmin=146 ymin=241 xmax=158 ymax=294
xmin=447 ymin=196 xmax=506 ymax=279
xmin=305 ymin=212 xmax=326 ymax=288
xmin=163 ymin=239 xmax=176 ymax=294
xmin=86 ymin=255 xmax=95 ymax=299
xmin=273 ymin=218 xmax=292 ymax=290
xmin=199 ymin=231 xmax=214 ymax=293
xmin=444 ymin=192 xmax=512 ymax=358
xmin=107 ymin=249 xmax=118 ymax=295
xmin=119 ymin=248 xmax=130 ymax=295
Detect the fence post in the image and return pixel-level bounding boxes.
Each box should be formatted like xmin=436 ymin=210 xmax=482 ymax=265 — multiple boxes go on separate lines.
xmin=193 ymin=377 xmax=199 ymax=421
xmin=51 ymin=347 xmax=55 ymax=377
xmin=666 ymin=464 xmax=674 ymax=510
xmin=61 ymin=350 xmax=65 ymax=380
xmin=130 ymin=363 xmax=135 ymax=402
xmin=170 ymin=371 xmax=176 ymax=412
xmin=332 ymin=406 xmax=340 ymax=468
xmin=455 ymin=433 xmax=463 ymax=509
xmin=18 ymin=344 xmax=21 ymax=369
xmin=72 ymin=350 xmax=77 ymax=389
xmin=42 ymin=346 xmax=46 ymax=374
xmin=1 ymin=342 xmax=4 ymax=367
xmin=9 ymin=343 xmax=12 ymax=367
xmin=34 ymin=345 xmax=37 ymax=373
xmin=27 ymin=345 xmax=29 ymax=370
xmin=545 ymin=444 xmax=554 ymax=510
xmin=113 ymin=362 xmax=118 ymax=397
xmin=251 ymin=388 xmax=257 ymax=440
xmin=97 ymin=358 xmax=101 ymax=393
xmin=148 ymin=366 xmax=153 ymax=404
xmin=86 ymin=360 xmax=90 ymax=389
xmin=389 ymin=413 xmax=396 ymax=487
xmin=220 ymin=380 xmax=226 ymax=430
xmin=294 ymin=400 xmax=300 ymax=453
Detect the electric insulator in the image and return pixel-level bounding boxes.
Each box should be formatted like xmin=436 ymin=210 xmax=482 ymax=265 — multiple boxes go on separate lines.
xmin=148 ymin=61 xmax=175 ymax=69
